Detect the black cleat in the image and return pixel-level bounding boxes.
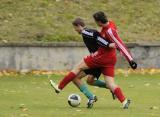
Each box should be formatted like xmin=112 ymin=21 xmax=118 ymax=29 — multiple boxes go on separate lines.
xmin=110 ymin=91 xmax=117 ymax=100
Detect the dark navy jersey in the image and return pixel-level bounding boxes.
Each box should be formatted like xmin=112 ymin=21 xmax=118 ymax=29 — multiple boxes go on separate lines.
xmin=81 ymin=28 xmax=110 ymax=53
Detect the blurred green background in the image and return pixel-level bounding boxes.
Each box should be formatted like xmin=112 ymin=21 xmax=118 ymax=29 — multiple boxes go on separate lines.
xmin=0 ymin=0 xmax=159 ymax=42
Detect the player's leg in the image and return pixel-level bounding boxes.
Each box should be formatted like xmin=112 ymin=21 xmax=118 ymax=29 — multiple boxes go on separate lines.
xmin=50 ymin=59 xmax=89 ymax=93
xmin=72 ymin=72 xmax=97 ymax=108
xmin=72 ymin=71 xmax=96 ymax=100
xmin=59 ymin=59 xmax=89 ymax=90
xmin=72 ymin=71 xmax=106 ymax=98
xmin=72 ymin=71 xmax=86 ymax=87
xmin=86 ymin=75 xmax=106 ymax=88
xmin=50 ymin=53 xmax=101 ymax=108
xmin=84 ymin=69 xmax=107 ymax=88
xmin=51 ymin=51 xmax=100 ymax=93
xmin=102 ymin=67 xmax=131 ymax=109
xmin=85 ymin=68 xmax=116 ymax=100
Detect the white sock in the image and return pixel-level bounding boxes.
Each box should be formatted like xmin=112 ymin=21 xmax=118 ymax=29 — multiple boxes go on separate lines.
xmin=122 ymin=99 xmax=127 ymax=107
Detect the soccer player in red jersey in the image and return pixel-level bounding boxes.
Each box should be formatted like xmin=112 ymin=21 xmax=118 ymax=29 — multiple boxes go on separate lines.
xmin=51 ymin=12 xmax=137 ymax=109
xmin=91 ymin=11 xmax=137 ymax=108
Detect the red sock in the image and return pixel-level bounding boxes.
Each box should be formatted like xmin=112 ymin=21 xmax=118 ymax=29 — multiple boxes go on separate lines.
xmin=114 ymin=87 xmax=126 ymax=103
xmin=58 ymin=72 xmax=76 ymax=90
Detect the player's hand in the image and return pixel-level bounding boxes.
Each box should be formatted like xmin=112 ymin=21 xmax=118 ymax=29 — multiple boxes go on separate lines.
xmin=129 ymin=60 xmax=137 ymax=69
xmin=109 ymin=43 xmax=116 ymax=49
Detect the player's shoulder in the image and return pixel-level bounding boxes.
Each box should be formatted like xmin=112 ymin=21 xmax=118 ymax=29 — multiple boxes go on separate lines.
xmin=108 ymin=20 xmax=117 ymax=30
xmin=82 ymin=28 xmax=99 ymax=36
xmin=85 ymin=28 xmax=98 ymax=32
xmin=103 ymin=21 xmax=117 ymax=35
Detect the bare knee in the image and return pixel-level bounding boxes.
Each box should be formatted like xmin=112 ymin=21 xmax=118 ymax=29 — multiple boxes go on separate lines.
xmin=72 ymin=66 xmax=82 ymax=74
xmin=107 ymin=83 xmax=117 ymax=90
xmin=86 ymin=76 xmax=95 ymax=85
xmin=72 ymin=60 xmax=88 ymax=74
xmin=104 ymin=76 xmax=118 ymax=92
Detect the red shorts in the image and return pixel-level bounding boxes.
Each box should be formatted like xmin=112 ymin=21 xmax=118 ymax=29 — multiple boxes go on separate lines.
xmin=84 ymin=51 xmax=116 ymax=77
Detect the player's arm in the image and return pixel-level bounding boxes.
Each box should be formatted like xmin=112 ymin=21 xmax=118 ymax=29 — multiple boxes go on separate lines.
xmin=107 ymin=28 xmax=137 ymax=69
xmin=93 ymin=31 xmax=116 ymax=48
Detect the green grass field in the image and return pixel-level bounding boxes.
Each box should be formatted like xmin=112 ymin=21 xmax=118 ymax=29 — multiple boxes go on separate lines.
xmin=0 ymin=0 xmax=160 ymax=42
xmin=0 ymin=73 xmax=160 ymax=117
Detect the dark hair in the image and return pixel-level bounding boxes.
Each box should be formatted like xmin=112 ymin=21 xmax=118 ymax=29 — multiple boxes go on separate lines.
xmin=72 ymin=18 xmax=85 ymax=27
xmin=93 ymin=11 xmax=108 ymax=23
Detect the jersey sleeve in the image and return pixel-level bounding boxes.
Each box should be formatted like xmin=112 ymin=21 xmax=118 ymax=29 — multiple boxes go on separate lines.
xmin=93 ymin=31 xmax=110 ymax=47
xmin=82 ymin=29 xmax=110 ymax=47
xmin=107 ymin=28 xmax=133 ymax=62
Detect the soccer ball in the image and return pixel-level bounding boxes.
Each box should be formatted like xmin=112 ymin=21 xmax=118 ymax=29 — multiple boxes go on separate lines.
xmin=68 ymin=94 xmax=81 ymax=107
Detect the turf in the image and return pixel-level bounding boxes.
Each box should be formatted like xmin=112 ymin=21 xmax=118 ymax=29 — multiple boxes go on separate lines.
xmin=0 ymin=0 xmax=160 ymax=42
xmin=0 ymin=73 xmax=160 ymax=117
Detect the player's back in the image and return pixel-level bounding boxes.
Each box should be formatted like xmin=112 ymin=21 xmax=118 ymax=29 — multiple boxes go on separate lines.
xmin=81 ymin=28 xmax=100 ymax=53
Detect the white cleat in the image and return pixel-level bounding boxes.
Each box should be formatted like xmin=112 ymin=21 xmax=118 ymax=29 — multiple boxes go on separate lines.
xmin=122 ymin=99 xmax=131 ymax=109
xmin=50 ymin=80 xmax=61 ymax=94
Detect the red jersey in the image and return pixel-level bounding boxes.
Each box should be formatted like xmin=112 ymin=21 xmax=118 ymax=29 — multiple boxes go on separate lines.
xmin=100 ymin=21 xmax=133 ymax=62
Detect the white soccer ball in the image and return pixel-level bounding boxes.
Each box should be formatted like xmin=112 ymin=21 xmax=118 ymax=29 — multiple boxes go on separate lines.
xmin=68 ymin=94 xmax=81 ymax=107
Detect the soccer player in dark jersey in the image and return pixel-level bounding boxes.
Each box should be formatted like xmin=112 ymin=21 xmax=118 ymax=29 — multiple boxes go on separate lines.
xmin=50 ymin=18 xmax=116 ymax=108
xmin=71 ymin=18 xmax=116 ymax=100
